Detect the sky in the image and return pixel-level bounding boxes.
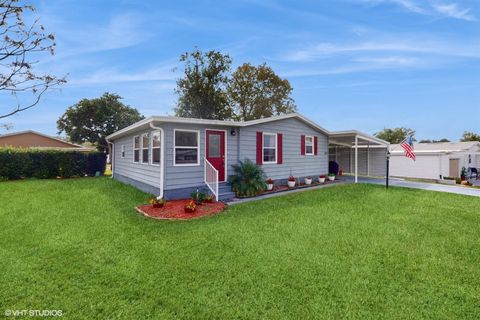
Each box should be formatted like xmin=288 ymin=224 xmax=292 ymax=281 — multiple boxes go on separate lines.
xmin=2 ymin=0 xmax=479 ymax=141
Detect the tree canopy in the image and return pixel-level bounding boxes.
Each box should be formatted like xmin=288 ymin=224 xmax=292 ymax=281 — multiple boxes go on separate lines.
xmin=0 ymin=0 xmax=65 ymax=120
xmin=374 ymin=127 xmax=416 ymax=144
xmin=418 ymin=138 xmax=450 ymax=143
xmin=228 ymin=63 xmax=296 ymax=121
xmin=460 ymin=131 xmax=480 ymax=142
xmin=174 ymin=48 xmax=232 ymax=120
xmin=174 ymin=49 xmax=296 ymax=121
xmin=57 ymin=93 xmax=143 ymax=152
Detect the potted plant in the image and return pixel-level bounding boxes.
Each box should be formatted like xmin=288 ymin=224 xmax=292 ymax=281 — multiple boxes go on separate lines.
xmin=304 ymin=177 xmax=312 ymax=185
xmin=148 ymin=197 xmax=165 ymax=208
xmin=184 ymin=199 xmax=197 ymax=213
xmin=318 ymin=175 xmax=326 ymax=183
xmin=287 ymin=176 xmax=296 ymax=188
xmin=204 ymin=194 xmax=214 ymax=203
xmin=328 ymin=173 xmax=335 ymax=181
xmin=266 ymin=178 xmax=274 ymax=191
xmin=461 ymin=167 xmax=467 ymax=181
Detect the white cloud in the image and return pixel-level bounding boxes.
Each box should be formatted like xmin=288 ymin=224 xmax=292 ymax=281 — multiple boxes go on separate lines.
xmin=431 ymin=3 xmax=476 ymax=21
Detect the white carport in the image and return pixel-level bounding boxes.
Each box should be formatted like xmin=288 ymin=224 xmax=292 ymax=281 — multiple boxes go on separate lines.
xmin=329 ymin=131 xmax=389 ymax=183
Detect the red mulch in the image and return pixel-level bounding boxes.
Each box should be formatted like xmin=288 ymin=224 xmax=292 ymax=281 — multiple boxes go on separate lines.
xmin=136 ymin=199 xmax=226 ymax=221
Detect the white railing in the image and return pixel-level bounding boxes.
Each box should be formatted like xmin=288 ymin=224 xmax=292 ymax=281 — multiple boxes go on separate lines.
xmin=204 ymin=158 xmax=219 ymax=201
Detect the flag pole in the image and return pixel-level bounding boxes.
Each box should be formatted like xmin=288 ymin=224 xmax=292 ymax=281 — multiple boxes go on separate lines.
xmin=386 ymin=150 xmax=390 ymax=189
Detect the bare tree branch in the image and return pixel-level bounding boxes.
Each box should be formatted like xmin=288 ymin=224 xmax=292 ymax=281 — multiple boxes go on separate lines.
xmin=0 ymin=0 xmax=66 ymax=119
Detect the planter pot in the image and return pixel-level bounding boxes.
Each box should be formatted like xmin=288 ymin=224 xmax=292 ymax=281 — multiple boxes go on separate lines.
xmin=184 ymin=207 xmax=196 ymax=213
xmin=152 ymin=203 xmax=164 ymax=208
xmin=267 ymin=184 xmax=274 ymax=191
xmin=305 ymin=178 xmax=312 ymax=185
xmin=287 ymin=180 xmax=296 ymax=188
xmin=328 ymin=175 xmax=335 ymax=181
xmin=318 ymin=177 xmax=326 ymax=183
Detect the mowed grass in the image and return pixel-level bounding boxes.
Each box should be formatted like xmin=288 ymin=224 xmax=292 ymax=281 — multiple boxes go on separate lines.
xmin=0 ymin=178 xmax=479 ymax=319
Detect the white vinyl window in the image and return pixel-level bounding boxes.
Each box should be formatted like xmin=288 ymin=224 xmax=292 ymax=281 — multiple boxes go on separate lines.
xmin=121 ymin=145 xmax=125 ymax=158
xmin=174 ymin=130 xmax=199 ymax=166
xmin=263 ymin=133 xmax=277 ymax=164
xmin=141 ymin=133 xmax=150 ymax=164
xmin=305 ymin=136 xmax=314 ymax=155
xmin=133 ymin=136 xmax=140 ymax=163
xmin=151 ymin=131 xmax=161 ymax=166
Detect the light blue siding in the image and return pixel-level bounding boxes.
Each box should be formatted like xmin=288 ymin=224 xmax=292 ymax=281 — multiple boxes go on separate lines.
xmin=239 ymin=118 xmax=329 ymax=179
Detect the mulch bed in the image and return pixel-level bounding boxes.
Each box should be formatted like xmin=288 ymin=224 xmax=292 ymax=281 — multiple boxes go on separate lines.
xmin=136 ymin=199 xmax=226 ymax=221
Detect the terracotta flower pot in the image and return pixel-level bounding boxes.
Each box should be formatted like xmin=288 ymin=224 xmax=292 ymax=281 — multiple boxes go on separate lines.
xmin=152 ymin=203 xmax=164 ymax=208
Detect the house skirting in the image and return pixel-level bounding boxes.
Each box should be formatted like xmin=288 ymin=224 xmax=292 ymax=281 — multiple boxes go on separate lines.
xmin=113 ymin=173 xmax=160 ymax=196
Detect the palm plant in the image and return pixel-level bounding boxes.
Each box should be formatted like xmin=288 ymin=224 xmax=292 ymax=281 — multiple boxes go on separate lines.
xmin=228 ymin=159 xmax=267 ymax=197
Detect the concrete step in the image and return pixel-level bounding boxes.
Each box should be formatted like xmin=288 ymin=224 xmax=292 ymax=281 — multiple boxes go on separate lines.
xmin=219 ymin=191 xmax=235 ymax=202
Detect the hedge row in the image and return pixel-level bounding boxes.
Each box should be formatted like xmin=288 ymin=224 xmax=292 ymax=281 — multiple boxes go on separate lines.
xmin=0 ymin=148 xmax=107 ymax=180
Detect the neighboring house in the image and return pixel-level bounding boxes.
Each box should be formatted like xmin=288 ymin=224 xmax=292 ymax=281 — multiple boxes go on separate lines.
xmin=389 ymin=142 xmax=480 ymax=179
xmin=0 ymin=130 xmax=93 ymax=151
xmin=106 ymin=113 xmax=389 ymax=201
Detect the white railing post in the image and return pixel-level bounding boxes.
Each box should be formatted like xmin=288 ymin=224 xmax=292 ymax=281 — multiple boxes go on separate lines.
xmin=204 ymin=158 xmax=219 ymax=201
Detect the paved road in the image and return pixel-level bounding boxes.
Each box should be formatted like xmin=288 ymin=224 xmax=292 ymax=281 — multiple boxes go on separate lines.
xmin=349 ymin=176 xmax=480 ymax=197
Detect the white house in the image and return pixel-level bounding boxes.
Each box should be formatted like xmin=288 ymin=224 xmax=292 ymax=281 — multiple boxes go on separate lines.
xmin=389 ymin=142 xmax=480 ymax=180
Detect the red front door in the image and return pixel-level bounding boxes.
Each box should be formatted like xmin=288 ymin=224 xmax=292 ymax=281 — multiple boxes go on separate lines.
xmin=206 ymin=130 xmax=225 ymax=182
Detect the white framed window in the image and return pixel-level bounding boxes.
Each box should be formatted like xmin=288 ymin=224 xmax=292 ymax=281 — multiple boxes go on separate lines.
xmin=141 ymin=133 xmax=150 ymax=164
xmin=305 ymin=135 xmax=314 ymax=155
xmin=263 ymin=133 xmax=277 ymax=164
xmin=133 ymin=136 xmax=140 ymax=163
xmin=121 ymin=145 xmax=125 ymax=158
xmin=151 ymin=131 xmax=161 ymax=166
xmin=174 ymin=129 xmax=199 ymax=166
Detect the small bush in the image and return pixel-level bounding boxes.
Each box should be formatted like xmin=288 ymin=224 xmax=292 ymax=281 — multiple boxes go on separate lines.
xmin=0 ymin=147 xmax=106 ymax=181
xmin=228 ymin=159 xmax=266 ymax=197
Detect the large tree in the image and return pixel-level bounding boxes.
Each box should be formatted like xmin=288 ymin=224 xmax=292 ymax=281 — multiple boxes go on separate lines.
xmin=460 ymin=131 xmax=480 ymax=142
xmin=374 ymin=127 xmax=416 ymax=144
xmin=228 ymin=63 xmax=296 ymax=121
xmin=0 ymin=0 xmax=65 ymax=119
xmin=174 ymin=48 xmax=233 ymax=120
xmin=57 ymin=93 xmax=143 ymax=152
xmin=418 ymin=138 xmax=450 ymax=143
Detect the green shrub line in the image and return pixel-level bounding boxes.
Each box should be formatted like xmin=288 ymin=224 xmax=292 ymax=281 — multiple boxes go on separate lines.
xmin=0 ymin=147 xmax=106 ymax=180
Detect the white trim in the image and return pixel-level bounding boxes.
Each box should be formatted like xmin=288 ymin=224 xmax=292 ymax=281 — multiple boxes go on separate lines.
xmin=133 ymin=135 xmax=140 ymax=163
xmin=150 ymin=130 xmax=161 ymax=166
xmin=204 ymin=128 xmax=228 ymax=183
xmin=149 ymin=123 xmax=165 ymax=199
xmin=262 ymin=132 xmax=278 ymax=164
xmin=120 ymin=145 xmax=125 ymax=158
xmin=140 ymin=133 xmax=150 ymax=165
xmin=305 ymin=135 xmax=314 ymax=156
xmin=173 ymin=129 xmax=200 ymax=167
xmin=354 ymin=135 xmax=358 ymax=183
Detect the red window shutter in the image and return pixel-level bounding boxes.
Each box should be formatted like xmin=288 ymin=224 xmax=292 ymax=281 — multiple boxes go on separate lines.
xmin=314 ymin=136 xmax=318 ymax=155
xmin=300 ymin=135 xmax=305 ymax=155
xmin=256 ymin=131 xmax=263 ymax=165
xmin=277 ymin=133 xmax=283 ymax=164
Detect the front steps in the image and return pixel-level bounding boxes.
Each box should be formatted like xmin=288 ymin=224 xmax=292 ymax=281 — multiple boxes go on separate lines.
xmin=217 ymin=182 xmax=235 ymax=202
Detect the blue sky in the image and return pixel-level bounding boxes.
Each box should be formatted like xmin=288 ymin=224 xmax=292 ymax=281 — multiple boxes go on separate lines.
xmin=3 ymin=0 xmax=480 ymax=141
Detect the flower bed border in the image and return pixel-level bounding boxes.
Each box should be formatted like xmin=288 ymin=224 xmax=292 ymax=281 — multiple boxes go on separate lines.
xmin=136 ymin=200 xmax=226 ymax=221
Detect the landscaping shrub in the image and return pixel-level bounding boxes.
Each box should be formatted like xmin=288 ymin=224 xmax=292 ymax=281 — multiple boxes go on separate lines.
xmin=0 ymin=147 xmax=106 ymax=180
xmin=228 ymin=159 xmax=267 ymax=197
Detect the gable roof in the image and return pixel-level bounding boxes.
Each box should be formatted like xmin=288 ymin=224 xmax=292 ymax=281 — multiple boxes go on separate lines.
xmin=390 ymin=141 xmax=480 ymax=154
xmin=0 ymin=130 xmax=90 ymax=149
xmin=106 ymin=113 xmax=330 ymax=140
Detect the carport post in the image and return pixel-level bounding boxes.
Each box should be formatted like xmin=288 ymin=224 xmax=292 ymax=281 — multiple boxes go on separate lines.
xmin=354 ymin=135 xmax=358 ymax=183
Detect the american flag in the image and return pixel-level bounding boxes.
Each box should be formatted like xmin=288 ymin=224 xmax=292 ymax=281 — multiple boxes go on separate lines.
xmin=400 ymin=136 xmax=416 ymax=161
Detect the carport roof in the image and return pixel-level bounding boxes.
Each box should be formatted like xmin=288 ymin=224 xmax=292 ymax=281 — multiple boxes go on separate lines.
xmin=329 ymin=130 xmax=389 ymax=147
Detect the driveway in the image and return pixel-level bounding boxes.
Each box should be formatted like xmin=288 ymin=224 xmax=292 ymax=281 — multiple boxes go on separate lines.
xmin=348 ymin=176 xmax=480 ymax=197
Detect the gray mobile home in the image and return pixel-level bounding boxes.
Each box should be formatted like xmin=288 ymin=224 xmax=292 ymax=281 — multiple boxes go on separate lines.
xmin=106 ymin=113 xmax=388 ymax=201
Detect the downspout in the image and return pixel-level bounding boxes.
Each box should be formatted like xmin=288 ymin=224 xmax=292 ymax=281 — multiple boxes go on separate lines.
xmin=149 ymin=122 xmax=165 ymax=200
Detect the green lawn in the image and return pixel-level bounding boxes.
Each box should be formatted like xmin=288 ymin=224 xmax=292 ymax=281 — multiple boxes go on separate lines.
xmin=1 ymin=178 xmax=479 ymax=319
